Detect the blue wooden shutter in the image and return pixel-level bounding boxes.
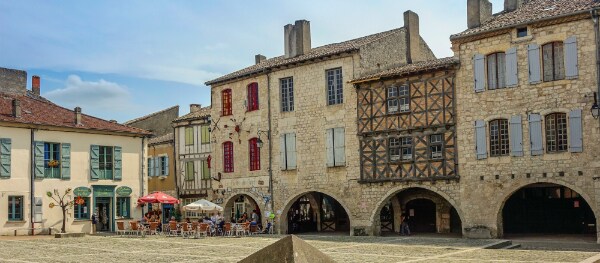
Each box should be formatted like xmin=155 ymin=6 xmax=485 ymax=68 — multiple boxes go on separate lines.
xmin=528 ymin=44 xmax=541 ymax=84
xmin=326 ymin=129 xmax=334 ymax=167
xmin=60 ymin=143 xmax=71 ymax=180
xmin=474 ymin=120 xmax=487 ymax=160
xmin=564 ymin=36 xmax=578 ymax=79
xmin=149 ymin=158 xmax=154 ymax=176
xmin=114 ymin=146 xmax=122 ymax=180
xmin=165 ymin=156 xmax=169 ymax=176
xmin=569 ymin=109 xmax=583 ymax=152
xmin=34 ymin=141 xmax=45 ymax=179
xmin=90 ymin=145 xmax=100 ymax=180
xmin=528 ymin=114 xmax=544 ymax=156
xmin=286 ymin=133 xmax=297 ymax=169
xmin=279 ymin=135 xmax=287 ymax=170
xmin=509 ymin=115 xmax=523 ymax=157
xmin=505 ymin=47 xmax=518 ymax=87
xmin=0 ymin=138 xmax=11 ymax=178
xmin=473 ymin=54 xmax=485 ymax=92
xmin=334 ymin=128 xmax=345 ymax=166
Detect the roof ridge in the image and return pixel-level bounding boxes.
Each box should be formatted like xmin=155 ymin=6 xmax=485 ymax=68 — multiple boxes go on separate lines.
xmin=124 ymin=105 xmax=179 ymax=125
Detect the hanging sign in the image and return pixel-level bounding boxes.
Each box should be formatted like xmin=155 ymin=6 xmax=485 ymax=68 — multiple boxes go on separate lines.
xmin=73 ymin=187 xmax=92 ymax=197
xmin=116 ymin=186 xmax=133 ymax=196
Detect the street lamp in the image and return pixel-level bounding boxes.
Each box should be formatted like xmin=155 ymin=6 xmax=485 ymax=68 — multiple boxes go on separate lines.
xmin=592 ymin=92 xmax=599 ymax=119
xmin=257 ymin=129 xmax=270 ymax=148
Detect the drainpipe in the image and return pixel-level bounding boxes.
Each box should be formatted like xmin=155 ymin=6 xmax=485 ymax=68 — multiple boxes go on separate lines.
xmin=140 ymin=136 xmax=146 ymax=216
xmin=29 ymin=129 xmax=35 ymax=235
xmin=593 ymin=9 xmax=600 ymax=127
xmin=267 ymin=72 xmax=274 ymax=214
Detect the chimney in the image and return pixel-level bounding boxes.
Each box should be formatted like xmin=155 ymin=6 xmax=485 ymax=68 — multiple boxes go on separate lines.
xmin=404 ymin=10 xmax=421 ymax=64
xmin=32 ymin=75 xmax=40 ymax=95
xmin=284 ymin=20 xmax=311 ymax=58
xmin=12 ymin=99 xmax=21 ymax=118
xmin=504 ymin=0 xmax=528 ymax=12
xmin=190 ymin=104 xmax=202 ymax=113
xmin=468 ymin=0 xmax=493 ymax=29
xmin=255 ymin=54 xmax=267 ymax=64
xmin=74 ymin=107 xmax=82 ymax=125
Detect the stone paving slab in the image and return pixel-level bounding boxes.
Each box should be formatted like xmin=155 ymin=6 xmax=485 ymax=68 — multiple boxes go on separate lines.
xmin=0 ymin=235 xmax=597 ymax=263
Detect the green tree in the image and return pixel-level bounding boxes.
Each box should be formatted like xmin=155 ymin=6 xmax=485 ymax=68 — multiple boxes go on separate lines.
xmin=47 ymin=188 xmax=74 ymax=233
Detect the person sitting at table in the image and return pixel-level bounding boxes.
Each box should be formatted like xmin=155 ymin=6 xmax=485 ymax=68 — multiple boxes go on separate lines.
xmin=150 ymin=214 xmax=158 ymax=222
xmin=185 ymin=218 xmax=191 ymax=224
xmin=239 ymin=212 xmax=248 ymax=223
xmin=169 ymin=216 xmax=176 ymax=223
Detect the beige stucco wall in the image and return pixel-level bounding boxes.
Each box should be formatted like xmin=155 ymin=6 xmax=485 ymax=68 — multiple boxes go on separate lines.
xmin=453 ymin=18 xmax=600 ymax=240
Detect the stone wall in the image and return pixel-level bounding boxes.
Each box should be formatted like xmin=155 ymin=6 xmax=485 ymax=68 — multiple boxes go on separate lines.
xmin=125 ymin=106 xmax=179 ymax=137
xmin=453 ymin=18 xmax=600 ymax=240
xmin=0 ymin=67 xmax=27 ymax=95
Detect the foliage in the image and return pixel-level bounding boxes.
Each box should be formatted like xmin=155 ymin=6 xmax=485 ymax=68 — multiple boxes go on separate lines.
xmin=47 ymin=188 xmax=74 ymax=233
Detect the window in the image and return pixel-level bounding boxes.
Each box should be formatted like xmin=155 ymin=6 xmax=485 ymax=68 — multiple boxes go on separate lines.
xmin=147 ymin=158 xmax=152 ymax=176
xmin=387 ymin=85 xmax=410 ymax=114
xmin=185 ymin=161 xmax=195 ymax=181
xmin=326 ymin=68 xmax=343 ymax=105
xmin=222 ymin=89 xmax=232 ymax=116
xmin=248 ymin=138 xmax=260 ymax=171
xmin=280 ymin=77 xmax=294 ymax=112
xmin=517 ymin=27 xmax=528 ymax=38
xmin=74 ymin=197 xmax=89 ymax=219
xmin=183 ymin=198 xmax=200 ymax=218
xmin=247 ymin=82 xmax=259 ymax=111
xmin=44 ymin=142 xmax=61 ymax=178
xmin=200 ymin=125 xmax=210 ymax=144
xmin=8 ymin=196 xmax=23 ymax=221
xmin=99 ymin=146 xmax=113 ymax=180
xmin=545 ymin=113 xmax=568 ymax=152
xmin=223 ymin=141 xmax=234 ymax=172
xmin=489 ymin=119 xmax=509 ymax=156
xmin=116 ymin=197 xmax=130 ymax=218
xmin=389 ymin=138 xmax=400 ymax=161
xmin=201 ymin=159 xmax=210 ymax=180
xmin=280 ymin=133 xmax=297 ymax=170
xmin=542 ymin=42 xmax=565 ymax=82
xmin=401 ymin=137 xmax=413 ymax=160
xmin=158 ymin=156 xmax=168 ymax=176
xmin=429 ymin=134 xmax=443 ymax=159
xmin=326 ymin=128 xmax=345 ymax=167
xmin=487 ymin=53 xmax=506 ymax=90
xmin=185 ymin=127 xmax=194 ymax=146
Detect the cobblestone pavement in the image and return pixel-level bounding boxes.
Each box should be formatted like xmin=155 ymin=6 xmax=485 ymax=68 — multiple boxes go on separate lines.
xmin=0 ymin=235 xmax=597 ymax=263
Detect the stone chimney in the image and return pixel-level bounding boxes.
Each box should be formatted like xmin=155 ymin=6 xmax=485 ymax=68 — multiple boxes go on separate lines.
xmin=404 ymin=10 xmax=421 ymax=64
xmin=32 ymin=75 xmax=40 ymax=95
xmin=284 ymin=20 xmax=311 ymax=59
xmin=504 ymin=0 xmax=528 ymax=12
xmin=190 ymin=104 xmax=202 ymax=113
xmin=255 ymin=54 xmax=267 ymax=64
xmin=12 ymin=99 xmax=21 ymax=118
xmin=467 ymin=0 xmax=493 ymax=29
xmin=74 ymin=107 xmax=82 ymax=125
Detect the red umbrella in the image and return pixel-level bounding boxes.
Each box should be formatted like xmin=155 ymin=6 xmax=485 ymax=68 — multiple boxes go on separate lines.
xmin=137 ymin=191 xmax=180 ymax=204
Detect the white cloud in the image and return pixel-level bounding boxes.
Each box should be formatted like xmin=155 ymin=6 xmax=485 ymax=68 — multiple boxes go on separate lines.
xmin=44 ymin=75 xmax=133 ymax=114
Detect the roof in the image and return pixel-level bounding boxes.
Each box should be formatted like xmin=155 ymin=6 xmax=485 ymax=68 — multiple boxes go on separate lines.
xmin=350 ymin=57 xmax=459 ymax=83
xmin=0 ymin=91 xmax=152 ymax=136
xmin=123 ymin=105 xmax=179 ymax=125
xmin=205 ymin=27 xmax=406 ymax=86
xmin=451 ymin=0 xmax=600 ymax=40
xmin=173 ymin=106 xmax=211 ymax=122
xmin=149 ymin=132 xmax=173 ymax=145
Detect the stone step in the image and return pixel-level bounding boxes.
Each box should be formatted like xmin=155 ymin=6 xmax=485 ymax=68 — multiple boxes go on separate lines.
xmin=504 ymin=243 xmax=521 ymax=249
xmin=483 ymin=240 xmax=513 ymax=249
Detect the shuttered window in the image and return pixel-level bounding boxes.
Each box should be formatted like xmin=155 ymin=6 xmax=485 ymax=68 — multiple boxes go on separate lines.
xmin=0 ymin=138 xmax=11 ymax=178
xmin=489 ymin=119 xmax=509 ymax=156
xmin=281 ymin=77 xmax=294 ymax=112
xmin=223 ymin=141 xmax=234 ymax=173
xmin=222 ymin=89 xmax=232 ymax=116
xmin=569 ymin=109 xmax=583 ymax=152
xmin=509 ymin=115 xmax=523 ymax=157
xmin=201 ymin=125 xmax=210 ymax=144
xmin=249 ymin=138 xmax=260 ymax=171
xmin=545 ymin=113 xmax=568 ymax=153
xmin=505 ymin=47 xmax=519 ymax=87
xmin=280 ymin=133 xmax=297 ymax=170
xmin=43 ymin=143 xmax=61 ymax=178
xmin=326 ymin=68 xmax=343 ymax=105
xmin=542 ymin=42 xmax=565 ymax=82
xmin=474 ymin=54 xmax=486 ymax=92
xmin=185 ymin=161 xmax=195 ymax=181
xmin=528 ymin=44 xmax=542 ymax=84
xmin=99 ymin=146 xmax=114 ymax=180
xmin=326 ymin=128 xmax=345 ymax=167
xmin=475 ymin=120 xmax=488 ymax=159
xmin=247 ymin=82 xmax=259 ymax=111
xmin=528 ymin=114 xmax=544 ymax=156
xmin=486 ymin=52 xmax=506 ymax=90
xmin=564 ymin=37 xmax=579 ymax=79
xmin=185 ymin=127 xmax=194 ymax=146
xmin=8 ymin=196 xmax=23 ymax=221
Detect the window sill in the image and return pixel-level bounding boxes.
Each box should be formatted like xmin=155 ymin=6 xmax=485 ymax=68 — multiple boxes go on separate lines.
xmin=158 ymin=176 xmax=168 ymax=180
xmin=387 ymin=112 xmax=411 ymax=116
xmin=6 ymin=220 xmax=26 ymax=223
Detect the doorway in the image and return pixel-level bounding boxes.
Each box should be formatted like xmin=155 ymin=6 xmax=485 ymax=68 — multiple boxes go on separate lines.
xmin=406 ymin=198 xmax=436 ymax=233
xmin=95 ymin=197 xmax=112 ymax=232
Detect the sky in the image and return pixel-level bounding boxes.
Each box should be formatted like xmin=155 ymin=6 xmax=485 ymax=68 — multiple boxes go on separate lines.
xmin=0 ymin=0 xmax=505 ymax=122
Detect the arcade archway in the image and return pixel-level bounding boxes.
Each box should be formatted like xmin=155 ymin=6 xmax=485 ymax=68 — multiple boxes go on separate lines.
xmin=283 ymin=192 xmax=351 ymax=234
xmin=224 ymin=194 xmax=262 ymax=225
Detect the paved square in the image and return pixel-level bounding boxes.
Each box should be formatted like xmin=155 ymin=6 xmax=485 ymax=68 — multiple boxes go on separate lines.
xmin=0 ymin=235 xmax=597 ymax=263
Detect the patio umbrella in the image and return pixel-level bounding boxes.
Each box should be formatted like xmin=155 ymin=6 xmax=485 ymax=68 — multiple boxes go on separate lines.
xmin=183 ymin=199 xmax=223 ymax=212
xmin=137 ymin=191 xmax=180 ymax=204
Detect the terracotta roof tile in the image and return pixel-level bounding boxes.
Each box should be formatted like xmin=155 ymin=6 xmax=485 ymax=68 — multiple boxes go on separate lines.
xmin=451 ymin=0 xmax=600 ymax=39
xmin=0 ymin=92 xmax=151 ymax=136
xmin=205 ymin=27 xmax=406 ymax=85
xmin=350 ymin=57 xmax=459 ymax=83
xmin=173 ymin=106 xmax=211 ymax=122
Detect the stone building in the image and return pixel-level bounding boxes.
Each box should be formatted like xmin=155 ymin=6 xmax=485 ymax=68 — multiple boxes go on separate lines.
xmin=124 ymin=106 xmax=179 ymax=137
xmin=0 ymin=67 xmax=151 ymax=235
xmin=172 ymin=104 xmax=213 ymax=219
xmin=205 ymin=11 xmax=441 ymax=234
xmin=451 ymin=0 xmax=600 ymax=240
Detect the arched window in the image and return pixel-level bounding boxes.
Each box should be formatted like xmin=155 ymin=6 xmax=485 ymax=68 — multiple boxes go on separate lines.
xmin=248 ymin=138 xmax=260 ymax=171
xmin=489 ymin=119 xmax=509 ymax=156
xmin=222 ymin=89 xmax=232 ymax=116
xmin=542 ymin=42 xmax=565 ymax=82
xmin=545 ymin=113 xmax=567 ymax=152
xmin=247 ymin=83 xmax=259 ymax=111
xmin=223 ymin=141 xmax=234 ymax=172
xmin=486 ymin=52 xmax=506 ymax=90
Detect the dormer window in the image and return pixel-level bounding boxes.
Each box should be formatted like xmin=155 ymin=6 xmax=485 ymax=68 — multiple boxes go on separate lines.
xmin=516 ymin=27 xmax=528 ymax=38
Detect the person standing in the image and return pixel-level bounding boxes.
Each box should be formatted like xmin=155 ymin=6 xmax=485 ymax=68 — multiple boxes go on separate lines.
xmin=400 ymin=213 xmax=411 ymax=236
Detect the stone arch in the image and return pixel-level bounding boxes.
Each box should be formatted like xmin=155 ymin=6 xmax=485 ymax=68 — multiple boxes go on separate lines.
xmin=223 ymin=192 xmax=267 ymax=227
xmin=496 ymin=179 xmax=599 ymax=238
xmin=279 ymin=190 xmax=354 ymax=235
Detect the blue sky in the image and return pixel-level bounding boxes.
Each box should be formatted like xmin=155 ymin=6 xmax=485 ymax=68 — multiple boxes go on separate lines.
xmin=0 ymin=0 xmax=505 ymax=122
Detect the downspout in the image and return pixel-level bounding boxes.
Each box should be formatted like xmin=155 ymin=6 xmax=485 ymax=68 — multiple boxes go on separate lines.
xmin=140 ymin=136 xmax=146 ymax=216
xmin=29 ymin=129 xmax=35 ymax=235
xmin=593 ymin=9 xmax=600 ymax=127
xmin=267 ymin=72 xmax=274 ymax=214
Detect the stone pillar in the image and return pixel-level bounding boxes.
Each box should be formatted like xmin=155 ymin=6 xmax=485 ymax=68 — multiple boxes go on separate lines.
xmin=467 ymin=0 xmax=492 ymax=29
